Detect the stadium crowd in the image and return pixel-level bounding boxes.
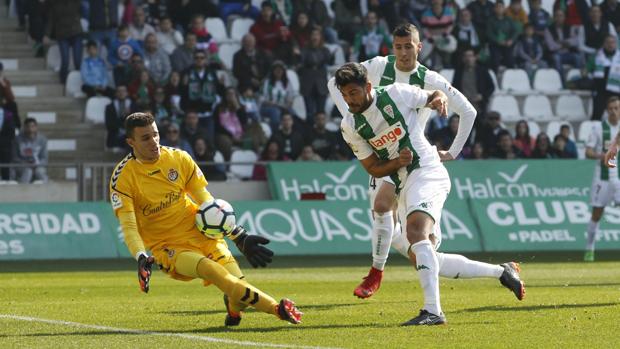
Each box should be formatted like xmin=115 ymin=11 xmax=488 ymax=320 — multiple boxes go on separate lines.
xmin=2 ymin=0 xmax=619 ymax=181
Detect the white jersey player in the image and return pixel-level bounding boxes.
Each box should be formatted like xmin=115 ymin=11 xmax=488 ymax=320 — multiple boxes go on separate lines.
xmin=328 ymin=24 xmax=524 ymax=304
xmin=584 ymin=96 xmax=620 ymax=262
xmin=330 ymin=62 xmax=524 ymax=326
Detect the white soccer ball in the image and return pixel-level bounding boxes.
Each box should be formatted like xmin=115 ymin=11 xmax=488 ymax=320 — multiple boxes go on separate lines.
xmin=195 ymin=199 xmax=236 ymax=239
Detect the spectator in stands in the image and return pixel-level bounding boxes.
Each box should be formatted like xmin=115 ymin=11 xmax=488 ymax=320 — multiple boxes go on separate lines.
xmin=332 ymin=0 xmax=363 ymax=43
xmin=298 ymin=144 xmax=322 ymax=161
xmin=0 ymin=94 xmax=20 ymax=180
xmin=560 ymin=124 xmax=578 ymax=158
xmin=271 ymin=0 xmax=294 ymax=25
xmin=141 ymin=0 xmax=169 ymax=26
xmin=168 ymin=0 xmax=219 ymax=29
xmin=165 ymin=71 xmax=184 ymax=119
xmin=233 ymin=33 xmax=271 ymax=94
xmin=218 ymin=0 xmax=260 ymax=22
xmin=193 ymin=137 xmax=227 ymax=181
xmin=120 ymin=0 xmax=136 ymax=25
xmin=252 ymin=140 xmax=289 ymax=180
xmin=531 ymin=132 xmax=554 ymax=158
xmin=420 ymin=0 xmax=457 ymax=69
xmin=129 ymin=70 xmax=156 ymax=106
xmin=25 ymin=0 xmax=47 ymax=57
xmin=180 ymin=50 xmax=224 ymax=138
xmin=156 ymin=16 xmax=184 ymax=55
xmin=366 ymin=0 xmax=400 ymax=32
xmin=552 ymin=134 xmax=575 ymax=158
xmin=487 ymin=0 xmax=520 ymax=71
xmin=181 ymin=110 xmax=208 ymax=150
xmin=528 ymin=0 xmax=551 ymax=38
xmin=298 ymin=27 xmax=333 ymax=124
xmin=272 ymin=26 xmax=300 ymax=66
xmin=270 ymin=112 xmax=304 ymax=160
xmin=250 ymin=1 xmax=286 ymax=54
xmin=515 ymin=23 xmax=548 ymax=78
xmin=12 ymin=118 xmax=48 ymax=184
xmin=513 ymin=120 xmax=535 ymax=157
xmin=0 ymin=62 xmax=17 ymax=115
xmin=214 ymin=87 xmax=247 ymax=161
xmin=426 ymin=113 xmax=449 ymax=139
xmin=89 ymin=0 xmax=119 ymax=49
xmin=452 ymin=48 xmax=495 ymax=117
xmin=351 ymin=11 xmax=391 ymax=62
xmin=189 ymin=14 xmax=219 ymax=55
xmin=602 ymin=0 xmax=620 ymax=29
xmin=143 ymin=33 xmax=171 ymax=85
xmin=239 ymin=86 xmax=261 ymax=122
xmin=290 ymin=12 xmax=312 ymax=49
xmin=493 ymin=130 xmax=524 ymax=159
xmin=43 ymin=0 xmax=83 ymax=84
xmin=467 ymin=141 xmax=487 ymax=159
xmin=81 ymin=40 xmax=115 ymax=98
xmin=453 ymin=8 xmax=481 ymax=58
xmin=161 ymin=123 xmax=194 ymax=157
xmin=260 ymin=60 xmax=295 ymax=131
xmin=578 ymin=5 xmax=618 ymax=58
xmin=109 ymin=25 xmax=144 ymax=87
xmin=105 ymin=85 xmax=134 ymax=150
xmin=553 ymin=0 xmax=588 ymax=27
xmin=466 ymin=0 xmax=495 ymax=44
xmin=544 ymin=9 xmax=583 ymax=85
xmin=305 ymin=111 xmax=337 ymax=160
xmin=292 ymin=0 xmax=337 ymax=44
xmin=129 ymin=7 xmax=156 ymax=42
xmin=171 ymin=32 xmax=197 ymax=74
xmin=592 ymin=35 xmax=620 ymax=120
xmin=505 ymin=0 xmax=528 ymax=29
xmin=151 ymin=87 xmax=172 ymax=124
xmin=475 ymin=111 xmax=507 ymax=156
xmin=433 ymin=114 xmax=463 ymax=155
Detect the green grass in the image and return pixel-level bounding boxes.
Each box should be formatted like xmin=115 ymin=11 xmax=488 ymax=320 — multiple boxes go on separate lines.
xmin=1 ymin=256 xmax=620 ymax=348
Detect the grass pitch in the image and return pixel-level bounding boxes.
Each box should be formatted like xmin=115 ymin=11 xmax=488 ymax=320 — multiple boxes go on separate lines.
xmin=1 ymin=255 xmax=619 ymax=349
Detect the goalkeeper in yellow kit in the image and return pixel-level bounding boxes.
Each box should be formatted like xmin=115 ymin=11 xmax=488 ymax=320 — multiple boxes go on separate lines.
xmin=108 ymin=112 xmax=302 ymax=326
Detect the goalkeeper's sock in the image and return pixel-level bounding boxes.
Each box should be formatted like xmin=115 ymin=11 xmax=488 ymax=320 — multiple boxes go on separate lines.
xmin=410 ymin=240 xmax=442 ymax=316
xmin=436 ymin=253 xmax=503 ymax=278
xmin=586 ymin=220 xmax=599 ymax=251
xmin=371 ymin=211 xmax=394 ymax=271
xmin=390 ymin=222 xmax=410 ymax=258
xmin=195 ymin=256 xmax=278 ymax=315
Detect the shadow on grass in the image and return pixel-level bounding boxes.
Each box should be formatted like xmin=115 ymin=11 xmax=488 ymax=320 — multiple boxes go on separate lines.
xmin=527 ymin=282 xmax=620 ymax=288
xmin=162 ymin=302 xmax=370 ymax=317
xmin=455 ymin=302 xmax=620 ymax=313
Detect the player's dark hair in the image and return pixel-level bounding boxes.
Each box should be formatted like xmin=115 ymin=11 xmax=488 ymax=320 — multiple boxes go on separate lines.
xmin=125 ymin=112 xmax=155 ymax=138
xmin=607 ymin=96 xmax=620 ymax=106
xmin=392 ymin=23 xmax=420 ymax=39
xmin=334 ymin=62 xmax=368 ymax=89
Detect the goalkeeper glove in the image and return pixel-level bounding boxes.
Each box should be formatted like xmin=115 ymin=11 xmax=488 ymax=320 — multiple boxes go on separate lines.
xmin=229 ymin=226 xmax=274 ymax=268
xmin=137 ymin=254 xmax=155 ymax=293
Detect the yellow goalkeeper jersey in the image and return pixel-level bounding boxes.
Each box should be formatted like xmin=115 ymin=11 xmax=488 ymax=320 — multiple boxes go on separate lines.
xmin=109 ymin=146 xmax=208 ymax=249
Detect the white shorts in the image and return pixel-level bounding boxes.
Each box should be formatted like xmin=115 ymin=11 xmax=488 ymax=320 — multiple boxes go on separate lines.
xmin=368 ymin=176 xmax=395 ymax=210
xmin=590 ymin=178 xmax=620 ymax=207
xmin=397 ymin=165 xmax=451 ymax=248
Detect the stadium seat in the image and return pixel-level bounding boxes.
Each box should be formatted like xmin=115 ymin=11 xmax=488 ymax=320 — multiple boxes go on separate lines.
xmin=324 ymin=97 xmax=336 ymax=116
xmin=325 ymin=43 xmax=345 ymax=67
xmin=46 ymin=44 xmax=61 ymax=72
xmin=292 ymin=95 xmax=307 ymax=121
xmin=85 ymin=96 xmax=111 ymax=124
xmin=205 ymin=17 xmax=229 ymax=42
xmin=533 ymin=68 xmax=563 ymax=93
xmin=546 ymin=121 xmax=575 ymax=140
xmin=489 ymin=95 xmax=520 ymax=122
xmin=325 ymin=121 xmax=339 ymax=132
xmin=230 ymin=18 xmax=255 ymax=41
xmin=287 ymin=69 xmax=300 ymax=94
xmin=500 ymin=69 xmax=531 ymax=93
xmin=527 ymin=121 xmax=541 ymax=138
xmin=260 ymin=121 xmax=272 ymax=139
xmin=488 ymin=69 xmax=500 ymax=92
xmin=65 ymin=70 xmax=86 ymax=98
xmin=565 ymin=68 xmax=582 ymax=83
xmin=230 ymin=150 xmax=257 ymax=179
xmin=439 ymin=68 xmax=454 ymax=83
xmin=213 ymin=150 xmax=227 ymax=174
xmin=556 ymin=94 xmax=586 ymax=121
xmin=218 ymin=43 xmax=240 ymax=70
xmin=216 ymin=69 xmax=233 ymax=87
xmin=523 ymin=95 xmax=554 ymax=122
xmin=578 ymin=120 xmax=600 ymax=143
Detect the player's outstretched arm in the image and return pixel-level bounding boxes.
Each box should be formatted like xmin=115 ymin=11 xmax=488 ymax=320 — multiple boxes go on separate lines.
xmin=228 ymin=226 xmax=274 ymax=268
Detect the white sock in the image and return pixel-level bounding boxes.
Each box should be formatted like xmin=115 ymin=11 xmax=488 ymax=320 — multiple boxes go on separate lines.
xmin=411 ymin=240 xmax=441 ymax=316
xmin=390 ymin=221 xmax=410 ymax=258
xmin=372 ymin=211 xmax=393 ymax=271
xmin=436 ymin=253 xmax=503 ymax=279
xmin=586 ymin=220 xmax=599 ymax=251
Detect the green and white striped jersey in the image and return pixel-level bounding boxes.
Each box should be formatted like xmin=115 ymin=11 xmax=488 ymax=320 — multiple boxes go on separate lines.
xmin=332 ymin=82 xmax=441 ymax=191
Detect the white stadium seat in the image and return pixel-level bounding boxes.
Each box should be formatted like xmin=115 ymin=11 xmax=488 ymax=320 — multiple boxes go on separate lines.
xmin=260 ymin=121 xmax=272 ymax=139
xmin=287 ymin=69 xmax=300 ymax=94
xmin=230 ymin=18 xmax=255 ymax=41
xmin=533 ymin=68 xmax=563 ymax=93
xmin=500 ymin=69 xmax=531 ymax=92
xmin=218 ymin=42 xmax=240 ymax=70
xmin=488 ymin=69 xmax=500 ymax=91
xmin=65 ymin=70 xmax=86 ymax=98
xmin=489 ymin=95 xmax=520 ymax=122
xmin=46 ymin=44 xmax=61 ymax=72
xmin=230 ymin=150 xmax=258 ymax=179
xmin=578 ymin=120 xmax=599 ymax=143
xmin=439 ymin=68 xmax=454 ymax=83
xmin=523 ymin=95 xmax=554 ymax=122
xmin=546 ymin=121 xmax=575 ymax=140
xmin=325 ymin=43 xmax=345 ymax=67
xmin=527 ymin=121 xmax=541 ymax=138
xmin=565 ymin=68 xmax=582 ymax=83
xmin=556 ymin=94 xmax=586 ymax=121
xmin=85 ymin=96 xmax=111 ymax=124
xmin=205 ymin=17 xmax=229 ymax=42
xmin=292 ymin=95 xmax=307 ymax=121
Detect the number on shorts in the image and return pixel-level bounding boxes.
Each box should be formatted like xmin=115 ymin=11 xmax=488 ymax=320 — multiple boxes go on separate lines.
xmin=369 ymin=177 xmax=377 ymax=190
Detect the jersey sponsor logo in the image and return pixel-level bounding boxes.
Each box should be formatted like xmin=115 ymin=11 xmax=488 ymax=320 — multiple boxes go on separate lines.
xmin=141 ymin=189 xmax=183 ymax=216
xmin=168 ymin=168 xmax=179 ymax=182
xmin=111 ymin=192 xmax=123 ymax=210
xmin=148 ymin=169 xmax=161 ymax=176
xmin=368 ymin=122 xmax=406 ymax=150
xmin=383 ymin=105 xmax=395 ymax=118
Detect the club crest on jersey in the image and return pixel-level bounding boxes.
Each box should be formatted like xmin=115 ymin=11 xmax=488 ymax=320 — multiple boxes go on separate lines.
xmin=111 ymin=192 xmax=123 ymax=209
xmin=368 ymin=122 xmax=406 ymax=150
xmin=383 ymin=105 xmax=395 ymax=118
xmin=168 ymin=168 xmax=179 ymax=182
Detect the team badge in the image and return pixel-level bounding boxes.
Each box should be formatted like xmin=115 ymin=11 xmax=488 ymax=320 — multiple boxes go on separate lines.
xmin=111 ymin=192 xmax=123 ymax=209
xmin=383 ymin=105 xmax=395 ymax=118
xmin=168 ymin=168 xmax=179 ymax=182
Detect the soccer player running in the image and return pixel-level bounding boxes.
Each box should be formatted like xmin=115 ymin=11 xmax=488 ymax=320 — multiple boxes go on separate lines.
xmin=108 ymin=112 xmax=302 ymax=326
xmin=584 ymin=96 xmax=620 ymax=261
xmin=328 ymin=23 xmax=524 ymax=302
